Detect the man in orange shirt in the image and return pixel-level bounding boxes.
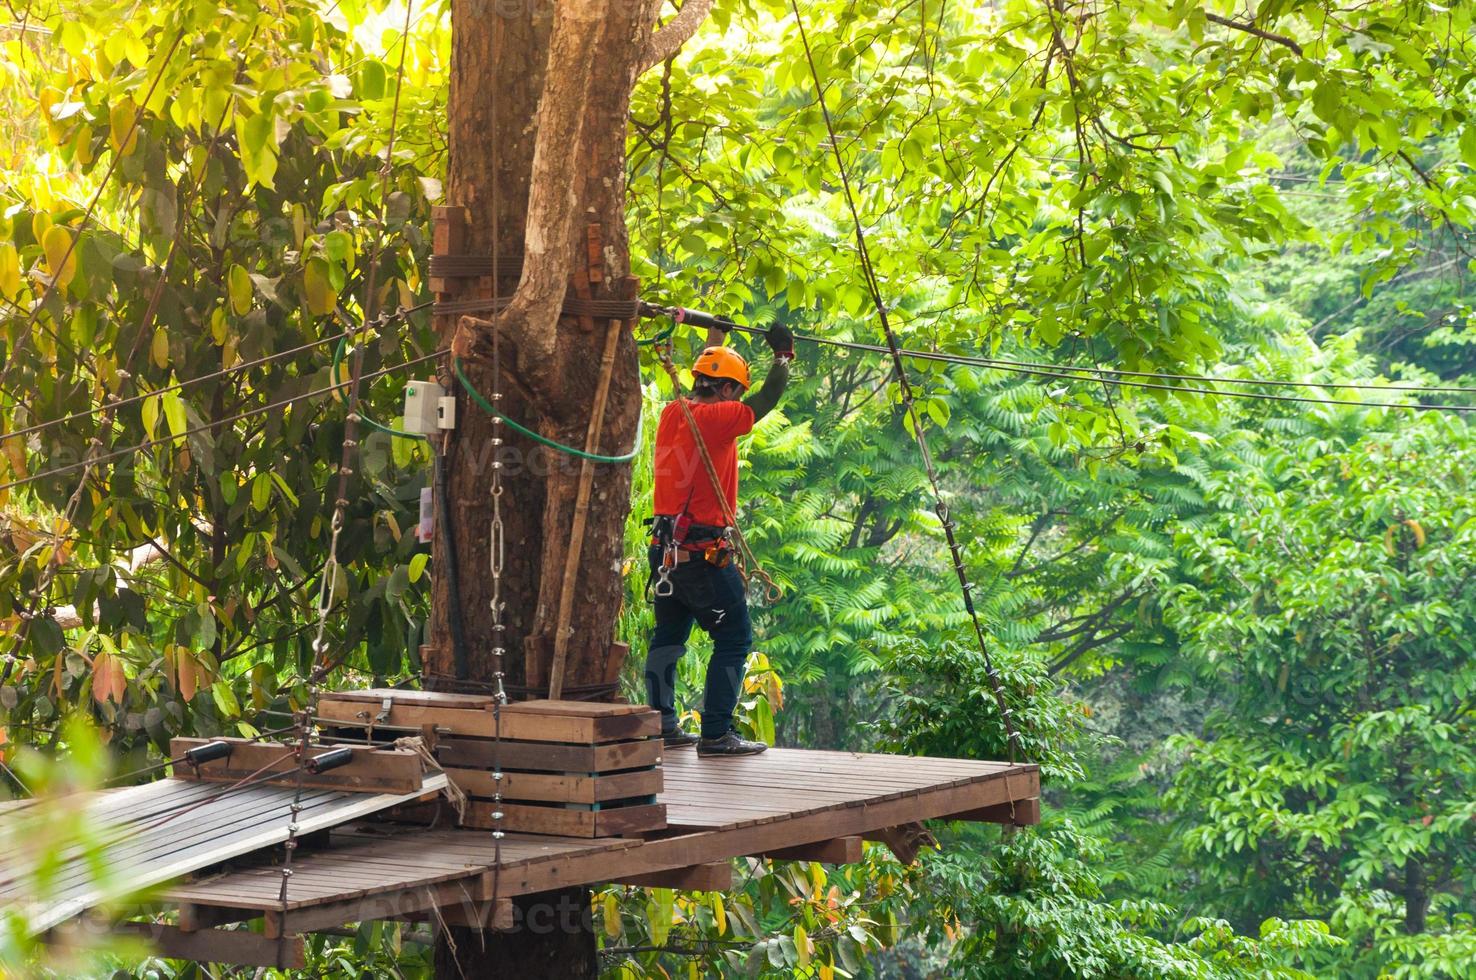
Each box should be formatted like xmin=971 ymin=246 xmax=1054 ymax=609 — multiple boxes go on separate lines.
xmin=645 ymin=320 xmax=793 ymax=756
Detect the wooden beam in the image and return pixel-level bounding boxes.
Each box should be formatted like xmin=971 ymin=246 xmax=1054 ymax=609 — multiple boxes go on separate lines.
xmin=757 ymin=836 xmax=863 ymax=865
xmin=611 ymin=862 xmax=732 ymax=891
xmin=53 ymin=921 xmax=306 ymax=970
xmin=944 ymin=797 xmax=1041 ymax=826
xmin=264 ymin=875 xmax=492 ymax=938
xmin=425 ymin=896 xmax=515 ymax=931
xmin=169 ymin=738 xmax=425 ymax=794
xmin=177 ymin=903 xmax=256 ymax=932
xmin=862 ymin=823 xmax=936 ymax=866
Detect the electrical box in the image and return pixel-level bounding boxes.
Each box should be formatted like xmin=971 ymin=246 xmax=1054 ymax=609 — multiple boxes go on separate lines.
xmin=403 ymin=381 xmax=446 ymax=435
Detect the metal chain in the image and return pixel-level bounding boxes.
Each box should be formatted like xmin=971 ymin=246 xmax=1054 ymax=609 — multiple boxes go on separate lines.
xmin=486 ymin=16 xmax=509 ymax=914
xmin=275 ymin=326 xmax=368 ymax=968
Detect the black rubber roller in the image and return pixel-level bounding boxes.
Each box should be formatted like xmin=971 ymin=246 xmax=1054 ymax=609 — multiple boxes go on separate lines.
xmin=305 ymin=747 xmax=355 ymax=774
xmin=673 ymin=307 xmax=740 ymax=333
xmin=183 ymin=741 xmax=232 ymax=765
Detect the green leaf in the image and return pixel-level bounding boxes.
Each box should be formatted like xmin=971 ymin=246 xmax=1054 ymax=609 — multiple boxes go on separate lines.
xmin=211 ymin=679 xmax=240 ymax=717
xmin=228 ymin=263 xmax=252 ymax=315
xmin=141 ymin=394 xmax=161 ymax=439
xmin=161 ymin=390 xmax=187 ymax=438
xmin=360 ymin=60 xmax=387 ymax=101
xmin=42 ymin=224 xmax=77 ymax=291
xmin=304 ymin=257 xmax=337 ymax=316
xmin=151 ymin=327 xmax=170 ymax=370
xmin=0 ymin=243 xmax=20 ymax=300
xmin=407 ymin=553 xmax=429 ymax=584
xmin=251 ymin=472 xmax=272 ymax=512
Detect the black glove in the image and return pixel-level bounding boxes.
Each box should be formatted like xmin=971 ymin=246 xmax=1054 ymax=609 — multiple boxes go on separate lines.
xmin=765 ymin=323 xmax=795 ymax=360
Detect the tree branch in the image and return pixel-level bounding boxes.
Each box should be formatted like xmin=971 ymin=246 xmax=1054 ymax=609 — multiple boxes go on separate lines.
xmin=638 ymin=0 xmax=714 ymax=75
xmin=1204 ymin=11 xmax=1303 ymax=57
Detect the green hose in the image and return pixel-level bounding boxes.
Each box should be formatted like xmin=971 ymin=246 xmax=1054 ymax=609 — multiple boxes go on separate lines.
xmin=452 ymin=356 xmax=642 ymax=464
xmin=332 ymin=337 xmax=427 ymax=440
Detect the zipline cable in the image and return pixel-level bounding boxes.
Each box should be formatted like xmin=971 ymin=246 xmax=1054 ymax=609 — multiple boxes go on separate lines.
xmin=651 ymin=314 xmax=1476 ymax=415
xmin=791 ymin=0 xmax=1022 ymax=762
xmin=0 ymin=351 xmax=441 ymax=495
xmin=4 ymin=329 xmax=358 ymax=445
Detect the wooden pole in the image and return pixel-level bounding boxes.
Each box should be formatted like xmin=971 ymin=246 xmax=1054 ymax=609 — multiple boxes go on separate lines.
xmin=547 ymin=288 xmax=629 ymax=699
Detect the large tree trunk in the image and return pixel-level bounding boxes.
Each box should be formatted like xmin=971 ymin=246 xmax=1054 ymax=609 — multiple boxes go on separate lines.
xmin=427 ymin=0 xmax=704 ymax=973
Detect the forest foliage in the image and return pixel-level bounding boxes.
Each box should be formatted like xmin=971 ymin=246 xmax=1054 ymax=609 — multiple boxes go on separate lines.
xmin=1 ymin=0 xmax=1474 ymax=976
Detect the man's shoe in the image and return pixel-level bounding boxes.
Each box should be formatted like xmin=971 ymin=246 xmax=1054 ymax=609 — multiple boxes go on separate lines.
xmin=697 ymin=731 xmax=768 ymax=757
xmin=663 ymin=729 xmax=701 ymax=749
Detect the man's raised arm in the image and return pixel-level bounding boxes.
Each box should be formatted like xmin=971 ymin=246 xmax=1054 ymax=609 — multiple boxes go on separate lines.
xmin=745 ymin=324 xmax=794 ymax=423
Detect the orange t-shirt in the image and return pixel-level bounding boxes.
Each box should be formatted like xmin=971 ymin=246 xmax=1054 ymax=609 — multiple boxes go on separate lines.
xmin=653 ymin=399 xmax=755 ymax=528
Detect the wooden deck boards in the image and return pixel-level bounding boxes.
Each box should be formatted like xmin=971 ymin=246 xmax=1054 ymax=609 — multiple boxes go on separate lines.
xmin=163 ymin=747 xmax=1038 ymax=923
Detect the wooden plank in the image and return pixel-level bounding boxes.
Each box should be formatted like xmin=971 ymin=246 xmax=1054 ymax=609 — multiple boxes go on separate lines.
xmin=499 ymin=768 xmax=1039 ymax=895
xmin=65 ymin=922 xmax=306 ymax=970
xmin=318 ymin=698 xmax=660 ymax=743
xmin=169 ymin=738 xmax=425 ymax=794
xmin=436 ymin=735 xmax=662 ymax=773
xmin=945 ymin=797 xmax=1041 ymax=826
xmin=611 ymin=862 xmax=731 ymax=891
xmin=502 ymin=699 xmax=652 ymax=718
xmin=326 ymin=689 xmax=494 ymax=708
xmin=264 ymin=874 xmax=491 ymax=937
xmin=449 ymin=800 xmax=667 ymax=838
xmin=757 ymin=836 xmax=863 ymax=864
xmin=10 ymin=774 xmax=451 ymax=932
xmin=447 ymin=767 xmax=661 ymax=804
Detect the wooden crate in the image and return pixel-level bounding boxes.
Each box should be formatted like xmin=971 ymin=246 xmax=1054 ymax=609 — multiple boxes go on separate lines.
xmin=317 ymin=690 xmax=660 ymax=743
xmin=323 ymin=690 xmax=667 ymax=838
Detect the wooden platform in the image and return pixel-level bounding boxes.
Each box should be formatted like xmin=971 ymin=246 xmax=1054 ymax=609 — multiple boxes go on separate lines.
xmin=144 ymin=747 xmax=1037 ymax=964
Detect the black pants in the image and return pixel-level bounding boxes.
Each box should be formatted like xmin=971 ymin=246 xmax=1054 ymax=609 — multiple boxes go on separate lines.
xmin=644 ymin=545 xmax=753 ymax=739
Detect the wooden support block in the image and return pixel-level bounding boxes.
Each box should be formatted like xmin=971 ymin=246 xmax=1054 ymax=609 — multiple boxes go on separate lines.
xmin=436 ymin=735 xmax=662 ymax=773
xmin=77 ymin=922 xmax=305 ymax=970
xmin=862 ymin=823 xmax=937 ymax=866
xmin=586 ymin=224 xmax=605 ymax=283
xmin=570 ymin=271 xmax=596 ymax=333
xmin=168 ymin=738 xmax=425 ymax=794
xmin=265 ymin=875 xmax=492 ymax=938
xmin=612 ymin=862 xmax=731 ymax=892
xmin=319 ymin=691 xmax=660 ymax=743
xmin=757 ymin=836 xmax=864 ymax=865
xmin=430 ymin=206 xmax=469 ymax=295
xmin=447 ymin=766 xmax=661 ymax=805
xmin=603 ymin=641 xmax=630 ymax=685
xmin=944 ymin=797 xmax=1041 ymax=826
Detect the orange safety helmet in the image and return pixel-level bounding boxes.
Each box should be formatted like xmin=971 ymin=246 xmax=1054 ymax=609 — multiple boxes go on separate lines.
xmin=691 ymin=345 xmax=751 ymax=390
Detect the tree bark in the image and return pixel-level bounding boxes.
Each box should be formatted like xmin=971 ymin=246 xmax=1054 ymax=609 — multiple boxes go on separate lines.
xmin=431 ymin=0 xmax=702 ymax=973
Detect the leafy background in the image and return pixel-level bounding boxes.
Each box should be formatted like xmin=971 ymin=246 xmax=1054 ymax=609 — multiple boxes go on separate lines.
xmin=1 ymin=0 xmax=1474 ymax=976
